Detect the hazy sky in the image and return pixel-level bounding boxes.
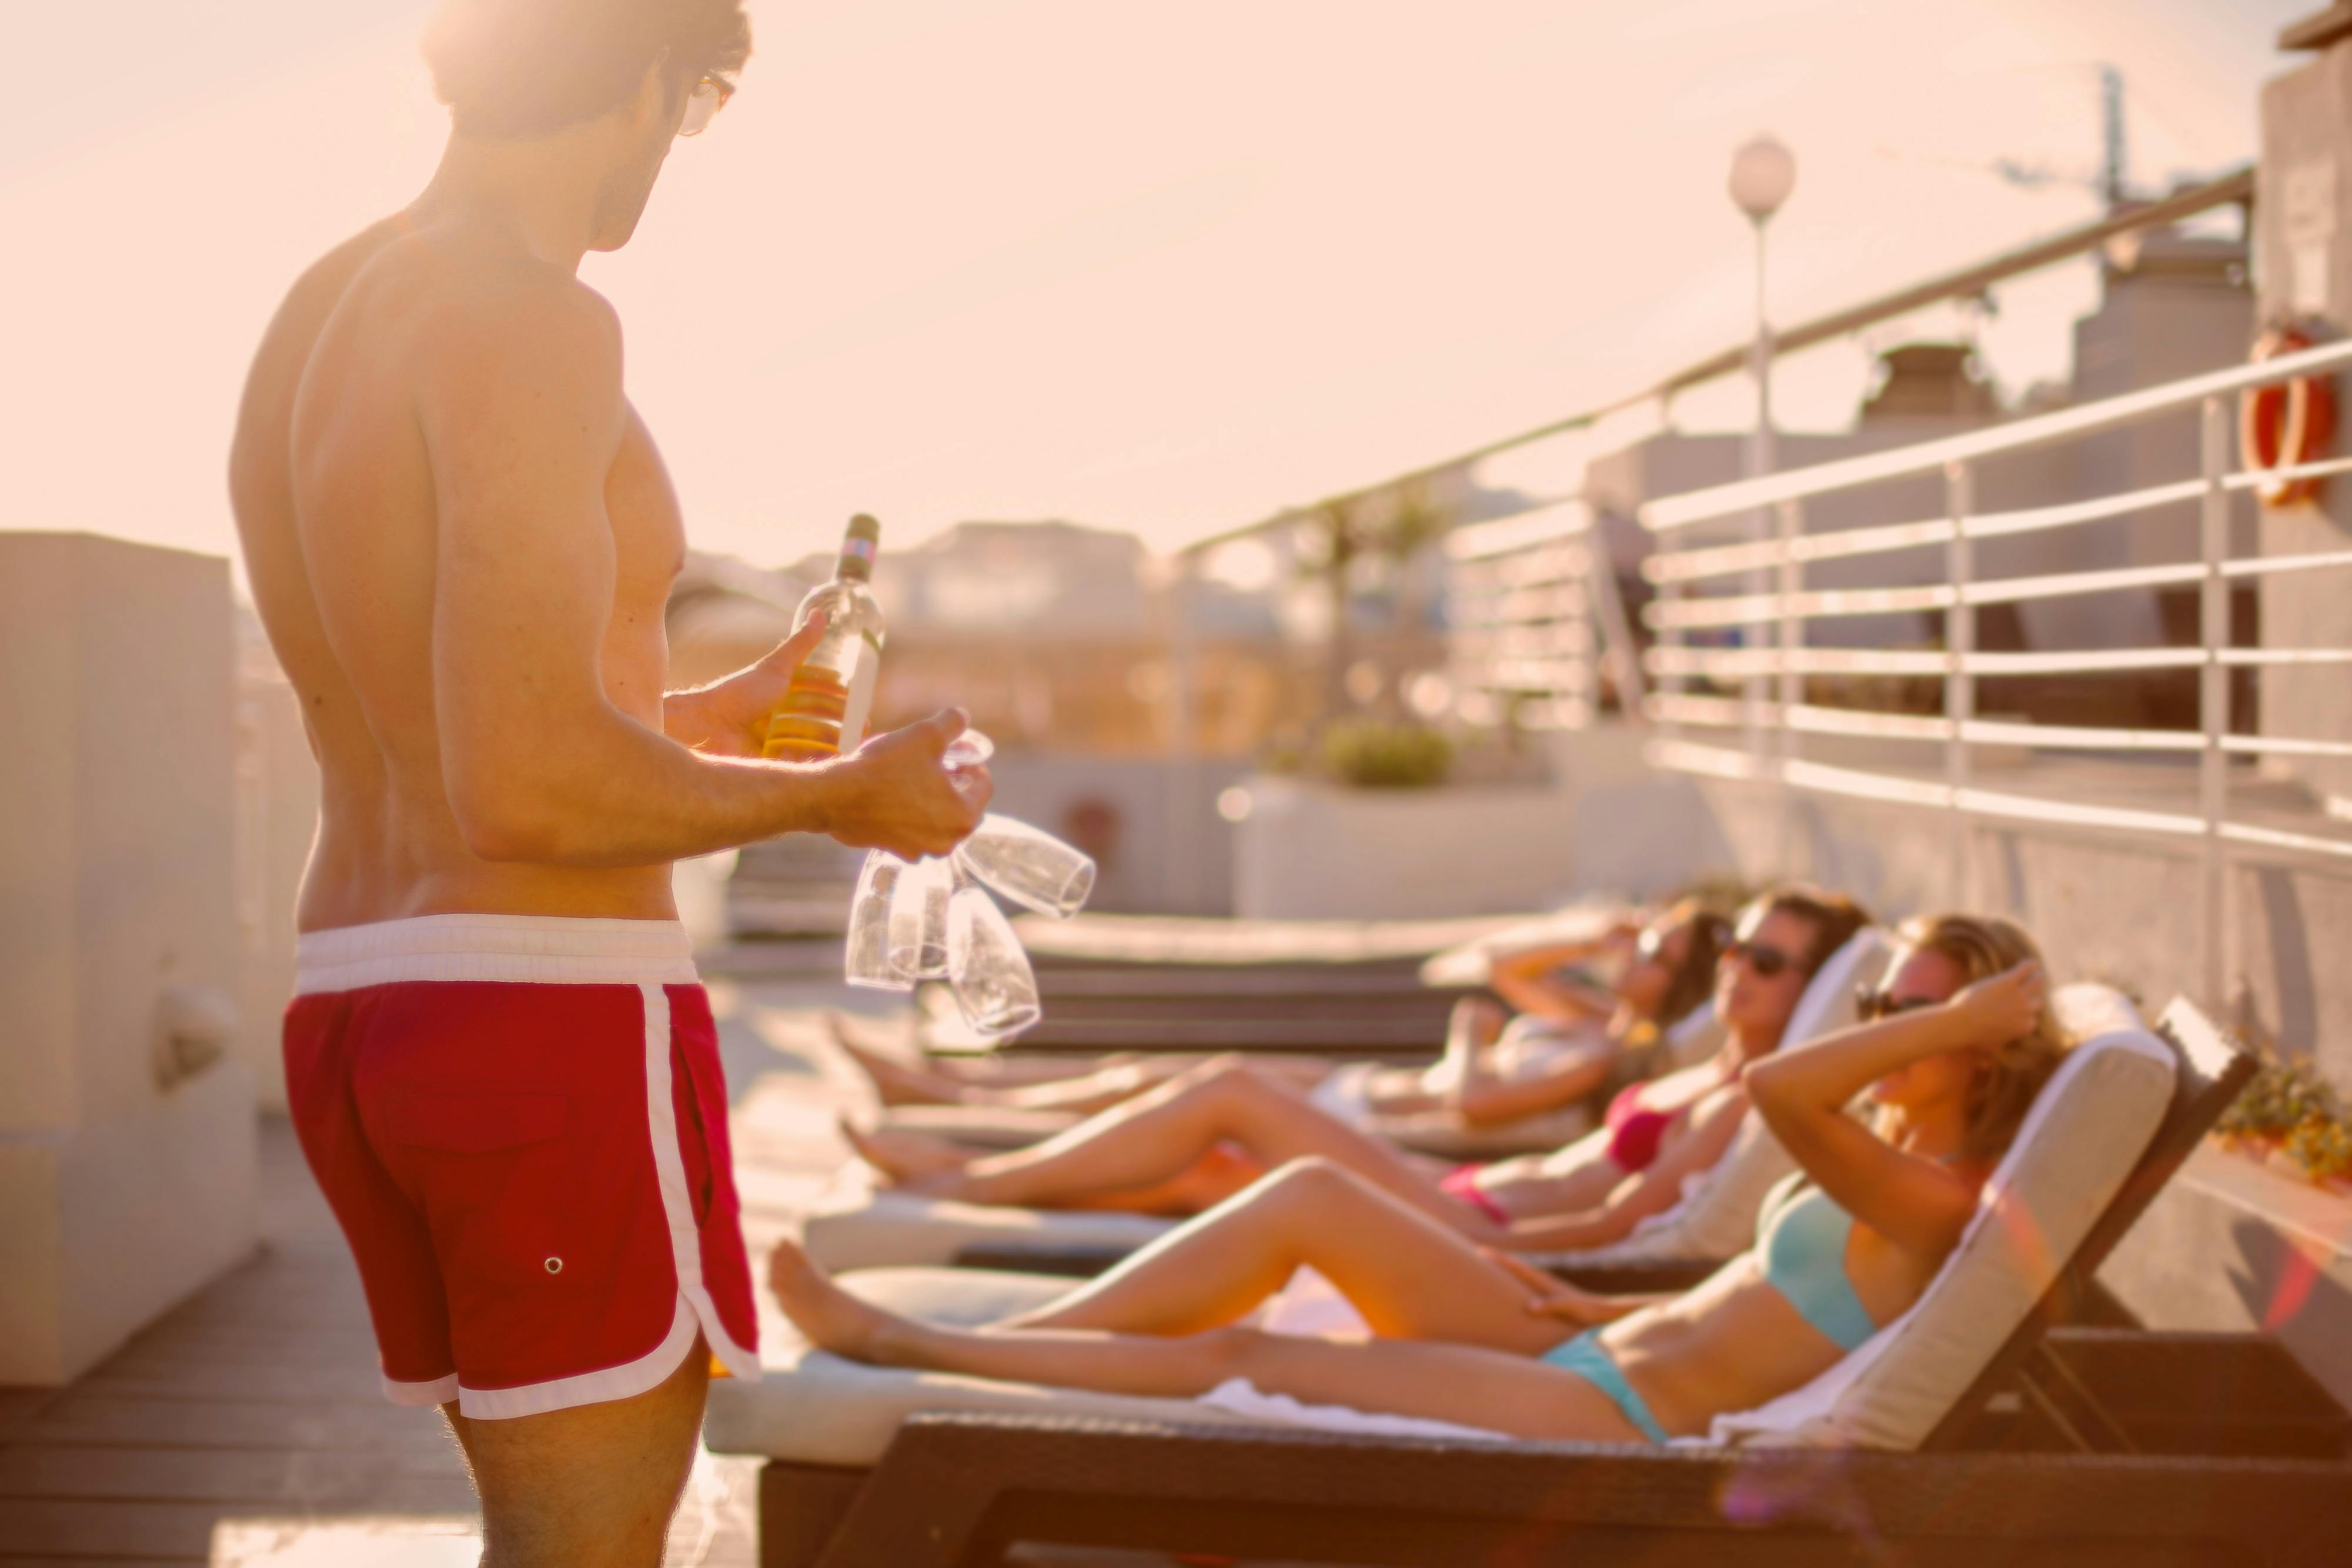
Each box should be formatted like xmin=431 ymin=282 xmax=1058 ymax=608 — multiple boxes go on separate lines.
xmin=0 ymin=1 xmax=2312 ymax=577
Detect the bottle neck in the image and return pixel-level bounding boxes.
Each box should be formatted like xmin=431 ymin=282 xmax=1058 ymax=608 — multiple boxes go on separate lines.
xmin=836 ymin=534 xmax=878 ymax=583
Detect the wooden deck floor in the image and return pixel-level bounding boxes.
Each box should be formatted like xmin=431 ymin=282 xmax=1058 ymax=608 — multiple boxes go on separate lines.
xmin=0 ymin=981 xmax=881 ymax=1567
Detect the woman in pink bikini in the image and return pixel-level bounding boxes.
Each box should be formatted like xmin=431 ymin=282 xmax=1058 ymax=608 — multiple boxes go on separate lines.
xmin=844 ymin=887 xmax=1870 ymax=1252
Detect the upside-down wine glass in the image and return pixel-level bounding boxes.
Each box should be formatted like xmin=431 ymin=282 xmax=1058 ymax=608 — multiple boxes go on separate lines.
xmin=946 ymin=869 xmax=1044 ymax=1037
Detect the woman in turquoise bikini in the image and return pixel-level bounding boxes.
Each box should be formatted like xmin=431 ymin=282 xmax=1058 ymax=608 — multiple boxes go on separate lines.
xmin=769 ymin=914 xmax=2070 ymax=1446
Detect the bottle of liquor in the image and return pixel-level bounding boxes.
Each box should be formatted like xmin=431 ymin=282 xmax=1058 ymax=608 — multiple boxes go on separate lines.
xmin=763 ymin=514 xmax=887 ymax=761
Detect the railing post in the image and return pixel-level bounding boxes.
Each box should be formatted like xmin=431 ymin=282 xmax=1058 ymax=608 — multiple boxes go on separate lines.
xmin=1745 ymin=511 xmax=1770 ymax=780
xmin=2199 ymin=396 xmax=2231 ymax=1010
xmin=1656 ymin=566 xmax=1683 ymax=744
xmin=1943 ymin=460 xmax=1975 ymax=907
xmin=1776 ymin=497 xmax=1803 ymax=874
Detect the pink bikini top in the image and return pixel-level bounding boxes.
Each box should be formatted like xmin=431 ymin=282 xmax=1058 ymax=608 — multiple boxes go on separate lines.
xmin=1602 ymin=1082 xmax=1678 ymax=1173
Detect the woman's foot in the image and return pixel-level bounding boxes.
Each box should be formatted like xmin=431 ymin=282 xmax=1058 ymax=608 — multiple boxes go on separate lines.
xmin=1449 ymin=994 xmax=1509 ymax=1049
xmin=829 ymin=1026 xmax=960 ymax=1108
xmin=839 ymin=1116 xmax=978 ymax=1193
xmin=767 ymin=1241 xmax=905 ymax=1363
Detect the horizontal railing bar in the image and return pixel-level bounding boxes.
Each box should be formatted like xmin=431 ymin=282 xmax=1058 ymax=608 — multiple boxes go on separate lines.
xmin=1645 ymin=644 xmax=2219 ymax=678
xmin=1643 ymin=337 xmax=2352 ymax=531
xmin=1645 ymin=647 xmax=1948 ymax=678
xmin=1648 ymin=556 xmax=2228 ymax=630
xmin=2224 ymin=734 xmax=2352 ymax=758
xmin=1962 ymin=717 xmax=2201 ymax=752
xmin=1651 ymin=738 xmax=2352 ymax=862
xmin=2222 ymin=547 xmax=2352 ymax=580
xmin=1656 ymin=694 xmax=2228 ymax=753
xmin=2220 ymin=647 xmax=2352 ymax=666
xmin=2221 ymin=820 xmax=2352 ymax=861
xmin=1642 ymin=693 xmax=1749 ymax=728
xmin=1447 ymin=501 xmax=1592 ymax=561
xmin=1647 ymin=482 xmax=2190 ymax=585
xmin=1641 ymin=460 xmax=2352 ymax=586
xmin=1666 ymin=547 xmax=2352 ymax=631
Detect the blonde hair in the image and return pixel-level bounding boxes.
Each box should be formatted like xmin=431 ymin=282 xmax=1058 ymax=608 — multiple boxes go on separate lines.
xmin=1887 ymin=912 xmax=2072 ymax=1162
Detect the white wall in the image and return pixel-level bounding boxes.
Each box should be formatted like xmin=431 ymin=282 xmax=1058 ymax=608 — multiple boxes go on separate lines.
xmin=0 ymin=534 xmax=258 ymax=1385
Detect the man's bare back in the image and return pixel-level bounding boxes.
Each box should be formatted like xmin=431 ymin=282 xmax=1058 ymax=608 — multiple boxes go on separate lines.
xmin=230 ymin=213 xmax=982 ymax=933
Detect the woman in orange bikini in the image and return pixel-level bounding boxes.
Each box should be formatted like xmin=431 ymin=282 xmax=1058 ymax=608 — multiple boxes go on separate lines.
xmin=845 ymin=887 xmax=1868 ymax=1252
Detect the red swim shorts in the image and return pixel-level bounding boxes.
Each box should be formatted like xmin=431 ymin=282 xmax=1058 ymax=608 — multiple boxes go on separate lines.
xmin=283 ymin=914 xmax=760 ymax=1419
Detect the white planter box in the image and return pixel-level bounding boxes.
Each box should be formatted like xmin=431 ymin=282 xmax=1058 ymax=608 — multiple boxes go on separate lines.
xmin=1229 ymin=776 xmax=1579 ymax=920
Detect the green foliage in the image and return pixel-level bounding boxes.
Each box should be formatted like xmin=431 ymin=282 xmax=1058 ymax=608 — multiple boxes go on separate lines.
xmin=2287 ymin=1115 xmax=2352 ymax=1183
xmin=2218 ymin=1054 xmax=2340 ymax=1141
xmin=1320 ymin=717 xmax=1452 ymax=789
xmin=2217 ymin=1051 xmax=2352 ymax=1186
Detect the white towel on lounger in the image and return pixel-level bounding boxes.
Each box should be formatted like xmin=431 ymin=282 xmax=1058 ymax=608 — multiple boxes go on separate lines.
xmin=1197 ymin=1378 xmax=1511 ymax=1442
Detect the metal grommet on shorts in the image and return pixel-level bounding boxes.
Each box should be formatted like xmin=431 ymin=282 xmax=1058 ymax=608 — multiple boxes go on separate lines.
xmin=544 ymin=1256 xmax=564 ymax=1275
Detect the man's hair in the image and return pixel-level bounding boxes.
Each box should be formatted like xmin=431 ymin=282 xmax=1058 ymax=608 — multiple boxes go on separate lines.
xmin=1750 ymin=884 xmax=1873 ymax=977
xmin=423 ymin=0 xmax=751 ymax=138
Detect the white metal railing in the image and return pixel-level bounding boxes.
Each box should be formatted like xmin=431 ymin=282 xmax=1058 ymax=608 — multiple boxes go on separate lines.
xmin=1445 ymin=499 xmax=1646 ymax=730
xmin=1622 ymin=335 xmax=2352 ymax=1006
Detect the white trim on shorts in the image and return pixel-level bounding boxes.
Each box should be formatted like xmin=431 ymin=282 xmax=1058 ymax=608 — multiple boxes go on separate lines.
xmin=295 ymin=913 xmax=698 ymax=994
xmin=635 ymin=980 xmax=760 ymax=1384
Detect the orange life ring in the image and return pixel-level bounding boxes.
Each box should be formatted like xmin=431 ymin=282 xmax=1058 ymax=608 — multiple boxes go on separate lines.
xmin=2239 ymin=323 xmax=2338 ymax=507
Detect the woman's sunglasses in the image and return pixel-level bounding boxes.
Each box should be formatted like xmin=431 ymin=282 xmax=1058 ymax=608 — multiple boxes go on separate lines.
xmin=1726 ymin=938 xmax=1803 ymax=979
xmin=1857 ymin=987 xmax=1941 ymax=1023
xmin=679 ymin=74 xmax=734 ymax=137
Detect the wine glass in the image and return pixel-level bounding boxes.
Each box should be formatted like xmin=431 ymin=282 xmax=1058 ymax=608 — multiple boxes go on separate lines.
xmin=953 ymin=814 xmax=1096 ymax=919
xmin=842 ymin=728 xmax=994 ymax=987
xmin=946 ymin=872 xmax=1043 ymax=1037
xmin=843 ymin=852 xmax=914 ymax=991
xmin=885 ymin=852 xmax=955 ymax=981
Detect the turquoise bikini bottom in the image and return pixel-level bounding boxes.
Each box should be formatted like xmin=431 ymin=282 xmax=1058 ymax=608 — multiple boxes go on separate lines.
xmin=1540 ymin=1330 xmax=1671 ymax=1445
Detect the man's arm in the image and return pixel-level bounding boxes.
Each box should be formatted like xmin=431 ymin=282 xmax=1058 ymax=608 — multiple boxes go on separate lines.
xmin=418 ymin=278 xmax=982 ymax=865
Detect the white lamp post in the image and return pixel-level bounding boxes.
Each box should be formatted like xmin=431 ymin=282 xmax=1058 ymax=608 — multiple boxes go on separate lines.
xmin=1728 ymin=134 xmax=1796 ymax=478
xmin=1729 ymin=135 xmax=1796 ymax=827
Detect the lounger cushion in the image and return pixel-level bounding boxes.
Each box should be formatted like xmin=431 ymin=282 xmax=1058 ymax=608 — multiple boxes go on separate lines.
xmin=800 ymin=1170 xmax=1175 ymax=1271
xmin=701 ymin=1268 xmax=1293 ymax=1466
xmin=1710 ymin=983 xmax=2174 ymax=1450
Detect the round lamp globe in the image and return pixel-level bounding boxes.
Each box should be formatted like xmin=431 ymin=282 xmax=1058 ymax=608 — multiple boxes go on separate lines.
xmin=1729 ymin=135 xmax=1797 ymax=222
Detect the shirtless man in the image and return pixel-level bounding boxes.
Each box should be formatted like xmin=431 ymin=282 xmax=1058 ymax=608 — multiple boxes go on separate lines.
xmin=226 ymin=3 xmax=986 ymax=1560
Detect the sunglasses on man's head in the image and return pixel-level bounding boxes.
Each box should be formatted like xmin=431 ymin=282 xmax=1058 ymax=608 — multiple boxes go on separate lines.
xmin=679 ymin=74 xmax=734 ymax=137
xmin=1857 ymin=987 xmax=1941 ymax=1023
xmin=1726 ymin=938 xmax=1802 ymax=979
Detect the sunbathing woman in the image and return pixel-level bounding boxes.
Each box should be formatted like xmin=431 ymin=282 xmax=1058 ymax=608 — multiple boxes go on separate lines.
xmin=843 ymin=888 xmax=1866 ymax=1251
xmin=1329 ymin=899 xmax=1731 ymax=1128
xmin=833 ymin=901 xmax=1729 ymax=1131
xmin=773 ymin=913 xmax=2066 ymax=1443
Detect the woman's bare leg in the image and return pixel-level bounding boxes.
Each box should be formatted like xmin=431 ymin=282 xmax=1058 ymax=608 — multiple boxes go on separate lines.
xmin=1010 ymin=1158 xmax=1568 ymax=1355
xmin=767 ymin=1241 xmax=1642 ymax=1443
xmin=921 ymin=1062 xmax=1468 ymax=1222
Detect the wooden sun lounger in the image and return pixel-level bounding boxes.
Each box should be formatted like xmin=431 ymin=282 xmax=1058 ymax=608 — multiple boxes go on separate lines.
xmin=754 ymin=997 xmax=2352 ymax=1566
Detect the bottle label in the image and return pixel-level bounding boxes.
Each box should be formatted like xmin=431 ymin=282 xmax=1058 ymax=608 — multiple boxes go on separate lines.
xmin=841 ymin=536 xmax=878 ymax=568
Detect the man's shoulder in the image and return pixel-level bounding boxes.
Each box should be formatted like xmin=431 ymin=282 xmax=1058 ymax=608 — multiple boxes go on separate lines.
xmin=408 ymin=248 xmax=622 ymax=372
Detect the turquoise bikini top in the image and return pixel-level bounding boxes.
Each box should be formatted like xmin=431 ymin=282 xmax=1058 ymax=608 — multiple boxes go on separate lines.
xmin=1755 ymin=1172 xmax=1882 ymax=1352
